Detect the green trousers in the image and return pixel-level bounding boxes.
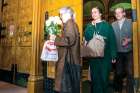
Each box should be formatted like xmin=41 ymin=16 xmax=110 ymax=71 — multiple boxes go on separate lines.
xmin=89 ymin=59 xmax=111 ymax=93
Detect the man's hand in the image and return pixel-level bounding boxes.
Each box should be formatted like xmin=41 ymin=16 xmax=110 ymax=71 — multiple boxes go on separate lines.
xmin=122 ymin=37 xmax=131 ymax=47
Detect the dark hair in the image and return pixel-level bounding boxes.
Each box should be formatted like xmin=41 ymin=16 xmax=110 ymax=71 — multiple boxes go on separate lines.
xmin=92 ymin=6 xmax=103 ymax=14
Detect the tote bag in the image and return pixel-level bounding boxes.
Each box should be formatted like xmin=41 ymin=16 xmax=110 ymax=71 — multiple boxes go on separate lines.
xmin=40 ymin=40 xmax=58 ymax=62
xmin=81 ymin=22 xmax=105 ymax=58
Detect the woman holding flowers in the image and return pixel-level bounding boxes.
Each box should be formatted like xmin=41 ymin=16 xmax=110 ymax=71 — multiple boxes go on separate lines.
xmin=54 ymin=7 xmax=80 ymax=93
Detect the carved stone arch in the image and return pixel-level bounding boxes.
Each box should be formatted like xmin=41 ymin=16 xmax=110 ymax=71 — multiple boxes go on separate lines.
xmin=109 ymin=0 xmax=131 ymax=10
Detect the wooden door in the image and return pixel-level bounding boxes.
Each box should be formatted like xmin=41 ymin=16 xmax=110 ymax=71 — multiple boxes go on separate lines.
xmin=0 ymin=0 xmax=33 ymax=74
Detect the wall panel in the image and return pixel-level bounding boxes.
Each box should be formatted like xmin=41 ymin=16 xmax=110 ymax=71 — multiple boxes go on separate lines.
xmin=0 ymin=0 xmax=33 ymax=73
xmin=0 ymin=46 xmax=15 ymax=70
xmin=16 ymin=47 xmax=31 ymax=73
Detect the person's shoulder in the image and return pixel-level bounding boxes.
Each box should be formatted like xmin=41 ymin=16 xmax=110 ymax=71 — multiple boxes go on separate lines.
xmin=102 ymin=21 xmax=114 ymax=32
xmin=66 ymin=19 xmax=75 ymax=25
xmin=102 ymin=20 xmax=110 ymax=25
xmin=85 ymin=23 xmax=93 ymax=28
xmin=126 ymin=18 xmax=132 ymax=21
xmin=102 ymin=20 xmax=112 ymax=27
xmin=87 ymin=23 xmax=92 ymax=26
xmin=125 ymin=18 xmax=132 ymax=23
xmin=111 ymin=21 xmax=117 ymax=26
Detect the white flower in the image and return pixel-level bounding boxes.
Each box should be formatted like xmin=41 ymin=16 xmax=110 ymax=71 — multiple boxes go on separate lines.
xmin=49 ymin=16 xmax=55 ymax=21
xmin=45 ymin=16 xmax=62 ymax=26
xmin=45 ymin=16 xmax=62 ymax=35
xmin=45 ymin=20 xmax=51 ymax=26
xmin=54 ymin=16 xmax=62 ymax=25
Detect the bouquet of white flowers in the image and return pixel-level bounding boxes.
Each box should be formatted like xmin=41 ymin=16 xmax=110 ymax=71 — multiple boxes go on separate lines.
xmin=41 ymin=16 xmax=62 ymax=62
xmin=45 ymin=16 xmax=62 ymax=36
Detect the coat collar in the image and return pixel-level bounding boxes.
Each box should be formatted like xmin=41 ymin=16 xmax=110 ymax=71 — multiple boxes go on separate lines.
xmin=64 ymin=19 xmax=74 ymax=25
xmin=116 ymin=18 xmax=128 ymax=30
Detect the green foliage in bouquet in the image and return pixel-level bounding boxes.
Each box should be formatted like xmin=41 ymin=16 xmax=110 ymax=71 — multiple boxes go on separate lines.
xmin=45 ymin=22 xmax=61 ymax=35
xmin=44 ymin=16 xmax=62 ymax=36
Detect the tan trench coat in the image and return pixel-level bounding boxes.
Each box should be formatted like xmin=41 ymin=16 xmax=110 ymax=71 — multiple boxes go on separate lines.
xmin=54 ymin=19 xmax=80 ymax=91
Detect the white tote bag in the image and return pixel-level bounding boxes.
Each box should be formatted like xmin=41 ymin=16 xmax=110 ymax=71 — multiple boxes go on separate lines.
xmin=40 ymin=40 xmax=58 ymax=62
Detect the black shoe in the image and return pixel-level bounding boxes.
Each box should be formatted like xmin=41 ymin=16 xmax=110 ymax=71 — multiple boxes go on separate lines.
xmin=54 ymin=90 xmax=60 ymax=93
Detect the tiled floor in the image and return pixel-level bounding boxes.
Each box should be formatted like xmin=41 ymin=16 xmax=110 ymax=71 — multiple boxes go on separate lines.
xmin=0 ymin=81 xmax=27 ymax=93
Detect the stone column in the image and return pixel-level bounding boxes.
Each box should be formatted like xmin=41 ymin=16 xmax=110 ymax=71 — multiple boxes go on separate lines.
xmin=28 ymin=0 xmax=43 ymax=93
xmin=131 ymin=0 xmax=139 ymax=92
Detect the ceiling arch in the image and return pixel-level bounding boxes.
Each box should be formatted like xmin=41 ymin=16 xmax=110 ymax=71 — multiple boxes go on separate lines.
xmin=109 ymin=0 xmax=131 ymax=9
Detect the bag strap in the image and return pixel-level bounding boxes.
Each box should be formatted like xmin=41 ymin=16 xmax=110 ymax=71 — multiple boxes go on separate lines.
xmin=84 ymin=21 xmax=105 ymax=45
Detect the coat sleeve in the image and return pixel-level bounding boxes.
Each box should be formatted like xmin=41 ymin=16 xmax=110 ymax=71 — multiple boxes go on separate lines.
xmin=84 ymin=24 xmax=94 ymax=41
xmin=55 ymin=21 xmax=77 ymax=47
xmin=108 ymin=24 xmax=117 ymax=59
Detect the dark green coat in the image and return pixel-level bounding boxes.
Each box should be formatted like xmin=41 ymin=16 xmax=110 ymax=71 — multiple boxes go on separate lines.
xmin=84 ymin=21 xmax=117 ymax=93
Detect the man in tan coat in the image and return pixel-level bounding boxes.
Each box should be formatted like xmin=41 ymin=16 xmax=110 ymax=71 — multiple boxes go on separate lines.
xmin=53 ymin=7 xmax=80 ymax=93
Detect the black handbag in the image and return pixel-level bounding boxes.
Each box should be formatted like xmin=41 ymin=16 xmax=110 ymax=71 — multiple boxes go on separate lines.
xmin=61 ymin=47 xmax=81 ymax=93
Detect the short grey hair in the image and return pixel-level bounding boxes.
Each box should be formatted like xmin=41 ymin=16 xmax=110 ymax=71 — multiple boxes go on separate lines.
xmin=59 ymin=7 xmax=74 ymax=18
xmin=114 ymin=6 xmax=126 ymax=13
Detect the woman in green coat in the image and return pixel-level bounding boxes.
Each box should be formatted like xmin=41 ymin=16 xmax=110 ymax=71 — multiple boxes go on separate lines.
xmin=84 ymin=6 xmax=117 ymax=93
